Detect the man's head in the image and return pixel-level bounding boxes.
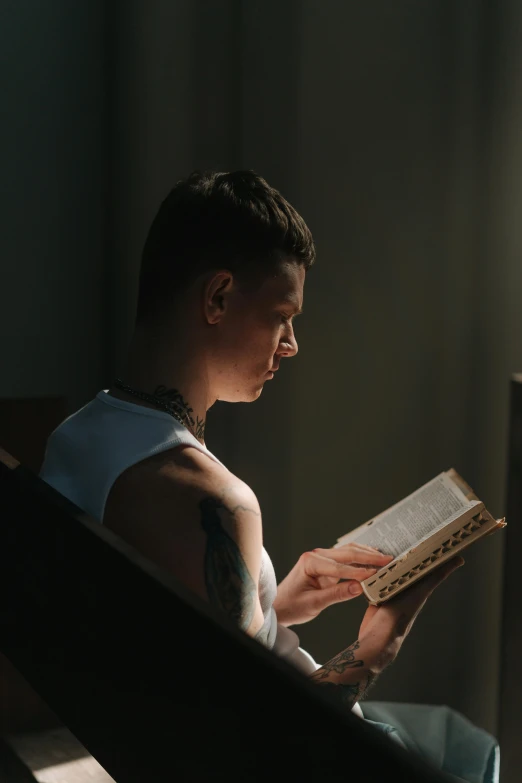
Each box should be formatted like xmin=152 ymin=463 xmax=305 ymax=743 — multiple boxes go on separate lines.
xmin=134 ymin=170 xmax=315 ymax=403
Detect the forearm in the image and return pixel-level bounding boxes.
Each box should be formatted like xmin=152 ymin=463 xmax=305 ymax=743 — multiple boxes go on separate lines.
xmin=308 ymin=640 xmax=379 ymax=710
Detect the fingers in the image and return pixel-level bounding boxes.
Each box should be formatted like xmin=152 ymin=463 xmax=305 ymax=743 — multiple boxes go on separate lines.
xmin=304 ymin=544 xmax=393 ymax=585
xmin=315 ymin=544 xmax=394 ymax=568
xmin=302 ymin=550 xmax=381 ymax=583
xmin=313 ymin=578 xmax=365 ymax=609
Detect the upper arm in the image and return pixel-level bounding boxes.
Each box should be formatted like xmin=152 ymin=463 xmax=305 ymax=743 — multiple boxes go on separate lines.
xmin=198 ymin=483 xmax=266 ymax=639
xmin=104 ymin=453 xmax=267 ymax=641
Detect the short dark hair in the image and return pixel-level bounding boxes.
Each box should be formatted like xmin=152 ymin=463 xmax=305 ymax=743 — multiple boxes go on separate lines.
xmin=135 ymin=169 xmax=315 ymax=325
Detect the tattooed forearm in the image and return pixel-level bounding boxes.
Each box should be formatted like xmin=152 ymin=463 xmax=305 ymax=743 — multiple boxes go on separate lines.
xmin=310 ymin=641 xmax=378 ymax=708
xmin=199 ymin=496 xmax=257 ymax=632
xmin=311 ymin=640 xmax=365 ymax=680
xmin=313 ymin=671 xmax=377 ymax=710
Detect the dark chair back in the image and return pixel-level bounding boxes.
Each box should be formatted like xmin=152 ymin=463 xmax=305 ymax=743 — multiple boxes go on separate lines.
xmin=0 ymin=447 xmax=455 ymax=782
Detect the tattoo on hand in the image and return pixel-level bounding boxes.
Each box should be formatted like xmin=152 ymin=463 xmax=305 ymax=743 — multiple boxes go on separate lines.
xmin=200 ymin=496 xmax=257 ymax=632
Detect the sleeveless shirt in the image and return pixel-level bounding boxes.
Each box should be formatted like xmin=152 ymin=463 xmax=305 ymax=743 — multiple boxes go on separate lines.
xmin=39 ymin=390 xmax=318 ymax=675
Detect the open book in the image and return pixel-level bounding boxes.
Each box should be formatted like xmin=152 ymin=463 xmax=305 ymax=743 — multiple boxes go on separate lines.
xmin=335 ymin=469 xmax=506 ymax=605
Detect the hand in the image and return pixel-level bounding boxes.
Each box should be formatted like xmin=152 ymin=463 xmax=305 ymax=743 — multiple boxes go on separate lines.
xmin=357 ymin=555 xmax=465 ymax=674
xmin=273 ymin=543 xmax=394 ymax=626
xmin=309 ymin=556 xmax=464 ymax=709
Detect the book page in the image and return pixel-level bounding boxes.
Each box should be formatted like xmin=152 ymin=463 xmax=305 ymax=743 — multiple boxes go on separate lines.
xmin=337 ymin=472 xmax=474 ymax=558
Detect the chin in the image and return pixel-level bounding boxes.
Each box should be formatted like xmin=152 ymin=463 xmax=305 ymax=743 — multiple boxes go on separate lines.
xmin=222 ymin=386 xmax=264 ymax=403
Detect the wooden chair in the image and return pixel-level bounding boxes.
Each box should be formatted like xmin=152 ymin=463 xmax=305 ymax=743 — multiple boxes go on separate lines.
xmin=0 ymin=446 xmax=456 ymax=782
xmin=499 ymin=373 xmax=522 ymax=783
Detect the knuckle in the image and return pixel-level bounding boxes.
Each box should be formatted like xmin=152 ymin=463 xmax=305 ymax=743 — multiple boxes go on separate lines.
xmin=333 ymin=584 xmax=347 ymax=602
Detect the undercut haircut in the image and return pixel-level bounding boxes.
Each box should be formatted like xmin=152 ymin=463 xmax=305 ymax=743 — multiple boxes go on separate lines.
xmin=135 ymin=170 xmax=315 ymax=325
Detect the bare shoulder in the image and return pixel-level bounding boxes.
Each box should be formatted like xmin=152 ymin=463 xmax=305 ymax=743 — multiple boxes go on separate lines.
xmin=105 ymin=443 xmax=258 ymax=519
xmin=103 ymin=445 xmax=263 ymax=607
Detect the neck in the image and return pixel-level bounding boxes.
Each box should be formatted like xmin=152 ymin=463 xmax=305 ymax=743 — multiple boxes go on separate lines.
xmin=109 ymin=328 xmax=212 ymax=445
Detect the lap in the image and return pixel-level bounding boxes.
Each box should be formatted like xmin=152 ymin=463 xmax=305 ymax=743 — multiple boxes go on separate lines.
xmin=360 ymin=701 xmax=499 ymax=783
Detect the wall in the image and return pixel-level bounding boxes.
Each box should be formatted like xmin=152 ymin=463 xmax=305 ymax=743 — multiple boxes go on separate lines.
xmin=3 ymin=0 xmax=521 ymax=740
xmin=224 ymin=0 xmax=521 ymax=734
xmin=217 ymin=0 xmax=511 ymax=734
xmin=0 ymin=0 xmax=107 ymax=414
xmin=287 ymin=0 xmax=503 ymax=729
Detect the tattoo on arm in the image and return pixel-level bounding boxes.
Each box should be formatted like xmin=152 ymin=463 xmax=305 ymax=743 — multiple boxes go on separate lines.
xmin=311 ymin=640 xmax=364 ymax=680
xmin=313 ymin=672 xmax=376 ymax=709
xmin=310 ymin=641 xmax=377 ymax=709
xmin=199 ymin=496 xmax=259 ymax=633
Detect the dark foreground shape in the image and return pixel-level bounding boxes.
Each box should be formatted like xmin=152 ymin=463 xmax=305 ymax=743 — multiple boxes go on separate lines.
xmin=0 ymin=447 xmax=456 ymax=782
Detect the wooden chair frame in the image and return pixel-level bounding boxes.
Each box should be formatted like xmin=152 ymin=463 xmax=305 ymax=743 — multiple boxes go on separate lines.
xmin=0 ymin=447 xmax=456 ymax=782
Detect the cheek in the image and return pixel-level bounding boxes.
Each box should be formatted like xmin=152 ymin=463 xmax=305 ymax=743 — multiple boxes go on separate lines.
xmin=244 ymin=332 xmax=279 ymax=370
xmin=263 ymin=327 xmax=281 ymax=354
xmin=231 ymin=314 xmax=281 ymax=365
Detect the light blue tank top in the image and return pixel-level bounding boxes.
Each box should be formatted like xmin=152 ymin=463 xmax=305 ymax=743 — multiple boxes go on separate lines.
xmin=39 ymin=390 xmax=317 ymax=674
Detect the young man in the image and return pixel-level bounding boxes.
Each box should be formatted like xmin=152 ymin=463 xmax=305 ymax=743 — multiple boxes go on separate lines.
xmin=40 ymin=170 xmax=462 ymax=732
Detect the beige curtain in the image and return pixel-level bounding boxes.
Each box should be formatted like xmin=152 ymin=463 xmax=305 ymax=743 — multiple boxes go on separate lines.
xmin=4 ymin=0 xmax=522 ymax=762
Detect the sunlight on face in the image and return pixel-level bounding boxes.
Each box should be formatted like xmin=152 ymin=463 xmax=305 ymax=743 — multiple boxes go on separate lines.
xmin=214 ymin=260 xmax=305 ymax=402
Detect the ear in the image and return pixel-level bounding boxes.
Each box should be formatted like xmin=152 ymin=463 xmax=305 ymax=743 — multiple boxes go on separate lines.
xmin=203 ymin=271 xmax=235 ymax=324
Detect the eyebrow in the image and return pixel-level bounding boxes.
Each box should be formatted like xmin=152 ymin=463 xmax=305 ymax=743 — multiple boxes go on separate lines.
xmin=281 ymin=299 xmax=303 ymax=315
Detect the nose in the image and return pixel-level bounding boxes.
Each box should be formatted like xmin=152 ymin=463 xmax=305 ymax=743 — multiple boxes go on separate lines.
xmin=277 ymin=326 xmax=298 ymax=358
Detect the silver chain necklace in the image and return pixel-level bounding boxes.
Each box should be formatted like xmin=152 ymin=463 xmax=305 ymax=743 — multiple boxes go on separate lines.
xmin=113 ymin=378 xmax=190 ymax=431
